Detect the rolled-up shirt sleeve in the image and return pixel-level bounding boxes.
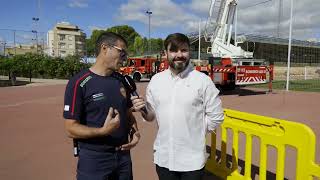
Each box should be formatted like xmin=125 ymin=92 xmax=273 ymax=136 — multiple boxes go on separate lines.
xmin=203 ymin=77 xmax=224 ymax=133
xmin=146 ymin=80 xmax=156 ymax=113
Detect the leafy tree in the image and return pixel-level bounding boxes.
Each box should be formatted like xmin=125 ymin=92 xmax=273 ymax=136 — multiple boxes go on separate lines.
xmin=86 ymin=29 xmax=105 ymax=57
xmin=150 ymin=38 xmax=164 ymax=54
xmin=142 ymin=37 xmax=149 ymax=54
xmin=106 ymin=25 xmax=140 ymax=49
xmin=0 ymin=56 xmax=20 ymax=85
xmin=37 ymin=55 xmax=52 ymax=77
xmin=64 ymin=55 xmax=88 ymax=78
xmin=133 ymin=36 xmax=144 ymax=55
xmin=1 ymin=53 xmax=89 ymax=81
xmin=0 ymin=57 xmax=5 ymax=75
xmin=141 ymin=37 xmax=163 ymax=55
xmin=22 ymin=53 xmax=42 ymax=82
xmin=86 ymin=25 xmax=141 ymax=56
xmin=46 ymin=58 xmax=59 ymax=78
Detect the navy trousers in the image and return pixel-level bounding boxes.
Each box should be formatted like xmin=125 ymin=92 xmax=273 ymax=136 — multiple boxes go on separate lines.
xmin=77 ymin=148 xmax=132 ymax=180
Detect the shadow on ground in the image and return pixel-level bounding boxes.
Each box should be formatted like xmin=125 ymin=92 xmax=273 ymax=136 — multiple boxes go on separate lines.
xmin=220 ymin=87 xmax=271 ymax=96
xmin=0 ymin=80 xmax=30 ymax=87
xmin=204 ymin=146 xmax=288 ymax=180
xmin=203 ymin=170 xmax=223 ymax=180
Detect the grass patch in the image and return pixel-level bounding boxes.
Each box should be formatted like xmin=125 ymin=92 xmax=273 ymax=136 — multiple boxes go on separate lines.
xmin=248 ymin=79 xmax=320 ymax=92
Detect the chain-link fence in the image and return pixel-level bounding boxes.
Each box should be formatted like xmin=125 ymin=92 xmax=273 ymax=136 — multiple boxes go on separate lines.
xmin=0 ymin=29 xmax=47 ymax=57
xmin=235 ymin=0 xmax=320 ymax=92
xmin=188 ymin=0 xmax=320 ymax=92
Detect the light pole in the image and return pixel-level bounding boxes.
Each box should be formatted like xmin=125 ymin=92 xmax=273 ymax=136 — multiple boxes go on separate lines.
xmin=32 ymin=30 xmax=38 ymax=53
xmin=1 ymin=41 xmax=7 ymax=56
xmin=198 ymin=19 xmax=201 ymax=61
xmin=41 ymin=38 xmax=45 ymax=54
xmin=13 ymin=30 xmax=16 ymax=55
xmin=32 ymin=17 xmax=39 ymax=22
xmin=31 ymin=17 xmax=39 ymax=83
xmin=286 ymin=0 xmax=293 ymax=91
xmin=32 ymin=17 xmax=39 ymax=53
xmin=31 ymin=36 xmax=38 ymax=54
xmin=146 ymin=10 xmax=152 ymax=55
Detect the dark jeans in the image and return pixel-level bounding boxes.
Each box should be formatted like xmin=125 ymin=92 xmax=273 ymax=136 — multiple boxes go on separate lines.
xmin=156 ymin=165 xmax=204 ymax=180
xmin=77 ymin=148 xmax=132 ymax=180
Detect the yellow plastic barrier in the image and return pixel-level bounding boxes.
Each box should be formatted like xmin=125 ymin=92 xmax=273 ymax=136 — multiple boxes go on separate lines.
xmin=205 ymin=109 xmax=320 ymax=180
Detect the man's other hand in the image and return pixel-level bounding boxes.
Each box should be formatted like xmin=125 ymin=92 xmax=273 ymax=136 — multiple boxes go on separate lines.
xmin=99 ymin=107 xmax=120 ymax=135
xmin=120 ymin=131 xmax=141 ymax=151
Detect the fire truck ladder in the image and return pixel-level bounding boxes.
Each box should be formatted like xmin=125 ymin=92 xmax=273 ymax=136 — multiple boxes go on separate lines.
xmin=205 ymin=0 xmax=253 ymax=58
xmin=188 ymin=0 xmax=226 ymax=46
xmin=204 ymin=0 xmax=226 ymax=43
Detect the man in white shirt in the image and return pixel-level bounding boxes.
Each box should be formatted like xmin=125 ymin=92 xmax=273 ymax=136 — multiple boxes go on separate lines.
xmin=131 ymin=33 xmax=224 ymax=180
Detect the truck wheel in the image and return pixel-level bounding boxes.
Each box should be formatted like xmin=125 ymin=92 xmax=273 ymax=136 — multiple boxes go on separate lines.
xmin=222 ymin=83 xmax=236 ymax=91
xmin=133 ymin=73 xmax=141 ymax=82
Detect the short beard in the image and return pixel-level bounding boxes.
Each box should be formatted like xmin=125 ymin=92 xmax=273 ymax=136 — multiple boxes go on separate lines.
xmin=169 ymin=58 xmax=189 ymax=73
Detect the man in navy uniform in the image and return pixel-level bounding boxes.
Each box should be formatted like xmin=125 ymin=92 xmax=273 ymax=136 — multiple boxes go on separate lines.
xmin=63 ymin=32 xmax=140 ymax=180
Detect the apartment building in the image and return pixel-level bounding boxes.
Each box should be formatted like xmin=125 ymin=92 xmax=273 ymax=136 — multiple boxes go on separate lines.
xmin=47 ymin=22 xmax=86 ymax=57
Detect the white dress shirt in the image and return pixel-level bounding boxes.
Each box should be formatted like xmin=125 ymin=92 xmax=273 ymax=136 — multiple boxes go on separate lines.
xmin=146 ymin=64 xmax=224 ymax=171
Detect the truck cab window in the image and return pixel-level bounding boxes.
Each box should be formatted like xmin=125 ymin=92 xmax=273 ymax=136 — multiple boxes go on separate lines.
xmin=141 ymin=60 xmax=145 ymax=66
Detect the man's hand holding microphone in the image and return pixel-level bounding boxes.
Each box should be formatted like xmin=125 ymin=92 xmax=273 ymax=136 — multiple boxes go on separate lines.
xmin=131 ymin=95 xmax=155 ymax=122
xmin=130 ymin=96 xmax=146 ymax=113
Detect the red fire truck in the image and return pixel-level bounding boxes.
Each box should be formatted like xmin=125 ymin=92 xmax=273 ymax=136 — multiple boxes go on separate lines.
xmin=119 ymin=56 xmax=162 ymax=82
xmin=120 ymin=55 xmax=273 ymax=92
xmin=192 ymin=0 xmax=274 ymax=91
xmin=194 ymin=57 xmax=273 ymax=90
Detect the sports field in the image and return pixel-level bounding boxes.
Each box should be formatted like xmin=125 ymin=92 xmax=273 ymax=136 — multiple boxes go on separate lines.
xmin=249 ymin=79 xmax=320 ymax=92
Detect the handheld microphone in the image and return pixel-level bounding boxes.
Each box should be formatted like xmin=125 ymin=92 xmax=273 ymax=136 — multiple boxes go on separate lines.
xmin=123 ymin=75 xmax=148 ymax=114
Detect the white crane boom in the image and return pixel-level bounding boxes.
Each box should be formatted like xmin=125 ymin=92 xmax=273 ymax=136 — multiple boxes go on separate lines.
xmin=204 ymin=0 xmax=253 ymax=58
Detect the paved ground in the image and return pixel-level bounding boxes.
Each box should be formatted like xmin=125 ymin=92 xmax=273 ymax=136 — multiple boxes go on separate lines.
xmin=0 ymin=81 xmax=319 ymax=180
xmin=0 ymin=76 xmax=68 ymax=87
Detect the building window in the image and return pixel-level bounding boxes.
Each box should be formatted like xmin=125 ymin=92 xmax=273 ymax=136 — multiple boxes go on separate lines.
xmin=76 ymin=44 xmax=83 ymax=49
xmin=60 ymin=50 xmax=66 ymax=57
xmin=59 ymin=43 xmax=66 ymax=49
xmin=59 ymin=34 xmax=66 ymax=41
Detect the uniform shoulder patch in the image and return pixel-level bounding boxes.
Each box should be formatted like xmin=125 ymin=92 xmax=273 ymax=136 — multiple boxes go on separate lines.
xmin=64 ymin=105 xmax=70 ymax=111
xmin=80 ymin=76 xmax=92 ymax=87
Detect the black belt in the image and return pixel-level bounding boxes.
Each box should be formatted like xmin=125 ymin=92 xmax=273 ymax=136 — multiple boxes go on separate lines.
xmin=79 ymin=142 xmax=124 ymax=152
